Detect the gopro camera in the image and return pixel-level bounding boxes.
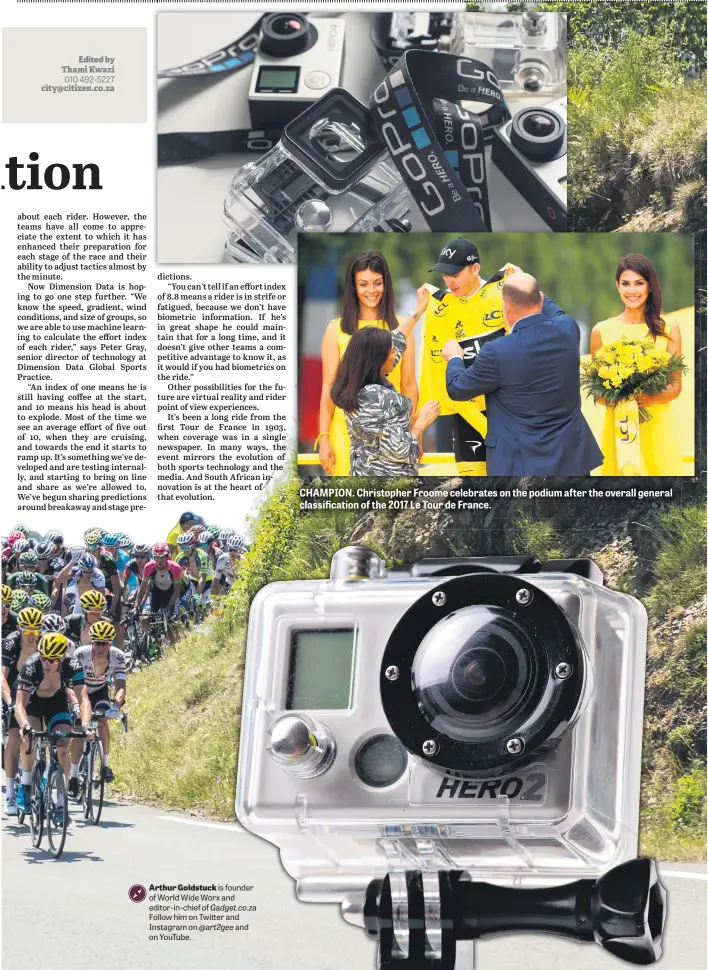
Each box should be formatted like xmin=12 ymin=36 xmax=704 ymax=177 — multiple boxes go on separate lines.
xmin=237 ymin=548 xmax=664 ymax=965
xmin=492 ymin=96 xmax=567 ymax=230
xmin=374 ymin=12 xmax=566 ymax=98
xmin=248 ymin=14 xmax=344 ymax=130
xmin=224 ymin=88 xmax=412 ymax=263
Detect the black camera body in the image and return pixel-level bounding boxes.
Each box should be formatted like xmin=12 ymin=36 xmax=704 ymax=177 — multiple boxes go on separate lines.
xmin=491 ymin=95 xmax=567 ymax=229
xmin=248 ymin=14 xmax=345 ymax=129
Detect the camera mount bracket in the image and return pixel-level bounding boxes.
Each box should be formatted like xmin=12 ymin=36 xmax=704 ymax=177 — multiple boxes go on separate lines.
xmin=361 ymin=859 xmax=666 ymax=968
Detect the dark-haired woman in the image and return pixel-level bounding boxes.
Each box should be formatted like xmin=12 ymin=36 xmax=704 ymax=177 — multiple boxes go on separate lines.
xmin=317 ymin=251 xmax=420 ymax=475
xmin=591 ymin=254 xmax=683 ymax=476
xmin=330 ymin=315 xmax=440 ymax=477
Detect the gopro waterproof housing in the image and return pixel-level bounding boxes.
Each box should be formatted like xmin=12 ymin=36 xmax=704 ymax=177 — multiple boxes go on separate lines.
xmin=376 ymin=12 xmax=566 ymax=97
xmin=224 ymin=89 xmax=412 ymax=263
xmin=238 ymin=548 xmax=648 ymax=909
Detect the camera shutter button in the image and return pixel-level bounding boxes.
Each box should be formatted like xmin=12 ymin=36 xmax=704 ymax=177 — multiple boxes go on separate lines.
xmin=304 ymin=71 xmax=331 ymax=90
xmin=267 ymin=714 xmax=336 ymax=778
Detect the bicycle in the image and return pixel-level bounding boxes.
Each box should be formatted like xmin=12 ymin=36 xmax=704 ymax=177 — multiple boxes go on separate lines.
xmin=122 ymin=607 xmax=147 ymax=671
xmin=24 ymin=728 xmax=86 ymax=858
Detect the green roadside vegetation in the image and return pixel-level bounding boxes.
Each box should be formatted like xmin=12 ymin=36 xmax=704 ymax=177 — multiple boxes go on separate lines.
xmin=111 ymin=474 xmax=706 ymax=860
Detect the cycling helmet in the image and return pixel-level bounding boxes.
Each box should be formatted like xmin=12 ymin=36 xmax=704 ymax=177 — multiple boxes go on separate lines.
xmin=15 ymin=571 xmax=38 ymax=589
xmin=45 ymin=529 xmax=64 ymax=544
xmin=197 ymin=530 xmax=212 ymax=545
xmin=38 ymin=633 xmax=69 ymax=659
xmin=80 ymin=590 xmax=107 ymax=612
xmin=11 ymin=591 xmax=28 ymax=611
xmin=17 ymin=606 xmax=44 ymax=630
xmin=76 ymin=552 xmax=97 ymax=571
xmin=118 ymin=534 xmax=133 ymax=550
xmin=176 ymin=533 xmax=194 ymax=549
xmin=19 ymin=550 xmax=39 ymax=567
xmin=103 ymin=532 xmax=121 ymax=546
xmin=41 ymin=613 xmax=67 ymax=634
xmin=153 ymin=542 xmax=170 ymax=557
xmin=7 ymin=530 xmax=24 ymax=546
xmin=206 ymin=525 xmax=220 ymax=539
xmin=26 ymin=592 xmax=50 ymax=612
xmin=133 ymin=543 xmax=151 ymax=558
xmin=90 ymin=620 xmax=116 ymax=642
xmin=35 ymin=541 xmax=54 ymax=559
xmin=12 ymin=525 xmax=30 ymax=537
xmin=12 ymin=539 xmax=30 ymax=556
xmin=226 ymin=534 xmax=248 ymax=553
xmin=84 ymin=531 xmax=103 ymax=548
xmin=2 ymin=584 xmax=12 ymax=605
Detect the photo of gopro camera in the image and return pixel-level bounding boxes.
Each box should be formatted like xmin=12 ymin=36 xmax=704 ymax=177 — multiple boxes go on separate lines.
xmin=248 ymin=13 xmax=345 ymax=129
xmin=492 ymin=96 xmax=567 ymax=230
xmin=378 ymin=11 xmax=566 ymax=98
xmin=237 ymin=548 xmax=666 ymax=965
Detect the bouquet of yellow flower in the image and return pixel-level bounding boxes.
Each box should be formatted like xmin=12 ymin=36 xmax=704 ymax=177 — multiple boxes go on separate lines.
xmin=581 ymin=338 xmax=687 ymax=422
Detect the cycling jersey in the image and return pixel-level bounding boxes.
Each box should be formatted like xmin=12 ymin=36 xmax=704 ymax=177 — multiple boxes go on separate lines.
xmin=16 ymin=653 xmax=84 ymax=695
xmin=419 ymin=272 xmax=511 ymax=469
xmin=2 ymin=610 xmax=18 ymax=637
xmin=214 ymin=553 xmax=237 ymax=586
xmin=69 ymin=566 xmax=107 ymax=590
xmin=194 ymin=548 xmax=214 ymax=582
xmin=74 ymin=645 xmax=126 ymax=693
xmin=143 ymin=560 xmax=181 ymax=591
xmin=97 ymin=552 xmax=120 ymax=580
xmin=2 ymin=632 xmax=35 ymax=688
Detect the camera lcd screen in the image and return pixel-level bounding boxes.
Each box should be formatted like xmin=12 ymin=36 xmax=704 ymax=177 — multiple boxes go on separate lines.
xmin=256 ymin=66 xmax=300 ymax=93
xmin=286 ymin=629 xmax=355 ymax=710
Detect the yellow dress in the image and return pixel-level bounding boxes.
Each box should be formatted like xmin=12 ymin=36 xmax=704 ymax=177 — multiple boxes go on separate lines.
xmin=595 ymin=317 xmax=683 ymax=476
xmin=328 ymin=318 xmax=404 ymax=476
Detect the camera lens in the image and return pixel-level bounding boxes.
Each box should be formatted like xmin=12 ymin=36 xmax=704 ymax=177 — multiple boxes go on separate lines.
xmin=412 ymin=607 xmax=537 ymax=743
xmin=260 ymin=13 xmax=317 ymax=58
xmin=380 ymin=573 xmax=585 ymax=775
xmin=510 ymin=106 xmax=566 ymax=162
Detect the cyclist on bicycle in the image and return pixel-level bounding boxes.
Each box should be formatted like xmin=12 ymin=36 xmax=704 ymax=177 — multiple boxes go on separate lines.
xmin=14 ymin=633 xmax=92 ymax=815
xmin=177 ymin=532 xmax=214 ymax=603
xmin=53 ymin=552 xmax=107 ymax=615
xmin=121 ymin=543 xmax=151 ymax=601
xmin=2 ymin=606 xmax=44 ymax=815
xmin=2 ymin=583 xmax=18 ymax=637
xmin=70 ymin=620 xmax=126 ymax=789
xmin=211 ymin=534 xmax=248 ymax=599
xmin=7 ymin=556 xmax=52 ymax=596
xmin=64 ymin=590 xmax=109 ymax=649
xmin=167 ymin=512 xmax=205 ymax=558
xmin=135 ymin=543 xmax=182 ymax=633
xmin=84 ymin=533 xmax=122 ymax=631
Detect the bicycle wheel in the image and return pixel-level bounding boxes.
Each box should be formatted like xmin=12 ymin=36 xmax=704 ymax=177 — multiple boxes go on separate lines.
xmin=46 ymin=765 xmax=68 ymax=858
xmin=85 ymin=739 xmax=105 ymax=825
xmin=29 ymin=763 xmax=44 ymax=848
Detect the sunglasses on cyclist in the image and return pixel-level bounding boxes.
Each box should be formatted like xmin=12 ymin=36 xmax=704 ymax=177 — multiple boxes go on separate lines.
xmin=91 ymin=639 xmax=113 ymax=647
xmin=87 ymin=609 xmax=104 ymax=618
xmin=20 ymin=627 xmax=40 ymax=636
xmin=40 ymin=656 xmax=60 ymax=665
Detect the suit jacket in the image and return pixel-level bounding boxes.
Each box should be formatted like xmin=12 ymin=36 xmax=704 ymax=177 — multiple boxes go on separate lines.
xmin=445 ymin=298 xmax=603 ymax=476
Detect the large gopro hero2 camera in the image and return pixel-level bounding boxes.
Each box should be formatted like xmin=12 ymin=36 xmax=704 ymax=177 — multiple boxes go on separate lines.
xmin=248 ymin=14 xmax=345 ymax=129
xmin=237 ymin=548 xmax=665 ymax=966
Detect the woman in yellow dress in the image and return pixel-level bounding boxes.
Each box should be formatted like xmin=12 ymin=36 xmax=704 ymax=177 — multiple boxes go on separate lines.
xmin=590 ymin=254 xmax=683 ymax=476
xmin=317 ymin=251 xmax=425 ymax=475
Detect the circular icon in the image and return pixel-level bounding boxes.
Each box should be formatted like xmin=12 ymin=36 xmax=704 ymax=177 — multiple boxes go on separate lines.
xmin=304 ymin=71 xmax=331 ymax=90
xmin=129 ymin=884 xmax=147 ymax=903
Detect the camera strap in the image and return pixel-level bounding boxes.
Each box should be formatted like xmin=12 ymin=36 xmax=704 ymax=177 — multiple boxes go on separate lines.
xmin=158 ymin=32 xmax=510 ymax=231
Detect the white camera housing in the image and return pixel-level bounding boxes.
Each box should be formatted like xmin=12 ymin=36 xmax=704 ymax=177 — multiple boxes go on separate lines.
xmin=236 ymin=548 xmax=647 ymax=905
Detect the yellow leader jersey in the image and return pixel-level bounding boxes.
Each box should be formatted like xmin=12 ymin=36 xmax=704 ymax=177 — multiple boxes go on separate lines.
xmin=419 ymin=272 xmax=511 ymax=439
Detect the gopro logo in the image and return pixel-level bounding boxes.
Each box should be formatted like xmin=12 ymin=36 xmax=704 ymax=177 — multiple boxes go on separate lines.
xmin=436 ymin=772 xmax=546 ymax=801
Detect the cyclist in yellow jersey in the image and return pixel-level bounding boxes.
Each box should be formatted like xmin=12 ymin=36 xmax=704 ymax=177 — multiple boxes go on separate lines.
xmin=166 ymin=512 xmax=204 ymax=557
xmin=419 ymin=238 xmax=517 ymax=476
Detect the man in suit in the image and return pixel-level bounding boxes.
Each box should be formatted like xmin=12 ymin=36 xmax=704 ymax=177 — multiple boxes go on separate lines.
xmin=442 ymin=273 xmax=603 ymax=476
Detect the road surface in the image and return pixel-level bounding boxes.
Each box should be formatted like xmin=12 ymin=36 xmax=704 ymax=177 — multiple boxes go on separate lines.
xmin=2 ymin=798 xmax=706 ymax=969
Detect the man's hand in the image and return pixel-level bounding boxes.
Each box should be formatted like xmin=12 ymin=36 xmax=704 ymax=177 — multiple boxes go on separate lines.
xmin=442 ymin=340 xmax=464 ymax=362
xmin=501 ymin=262 xmax=523 ymax=275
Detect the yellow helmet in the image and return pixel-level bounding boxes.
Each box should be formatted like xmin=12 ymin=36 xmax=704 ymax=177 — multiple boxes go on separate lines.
xmin=80 ymin=590 xmax=107 ymax=612
xmin=1 ymin=584 xmax=12 ymax=605
xmin=90 ymin=620 xmax=116 ymax=642
xmin=38 ymin=633 xmax=69 ymax=659
xmin=17 ymin=606 xmax=44 ymax=631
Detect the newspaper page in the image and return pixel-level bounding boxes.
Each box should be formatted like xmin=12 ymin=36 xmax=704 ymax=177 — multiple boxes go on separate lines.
xmin=1 ymin=2 xmax=706 ymax=969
